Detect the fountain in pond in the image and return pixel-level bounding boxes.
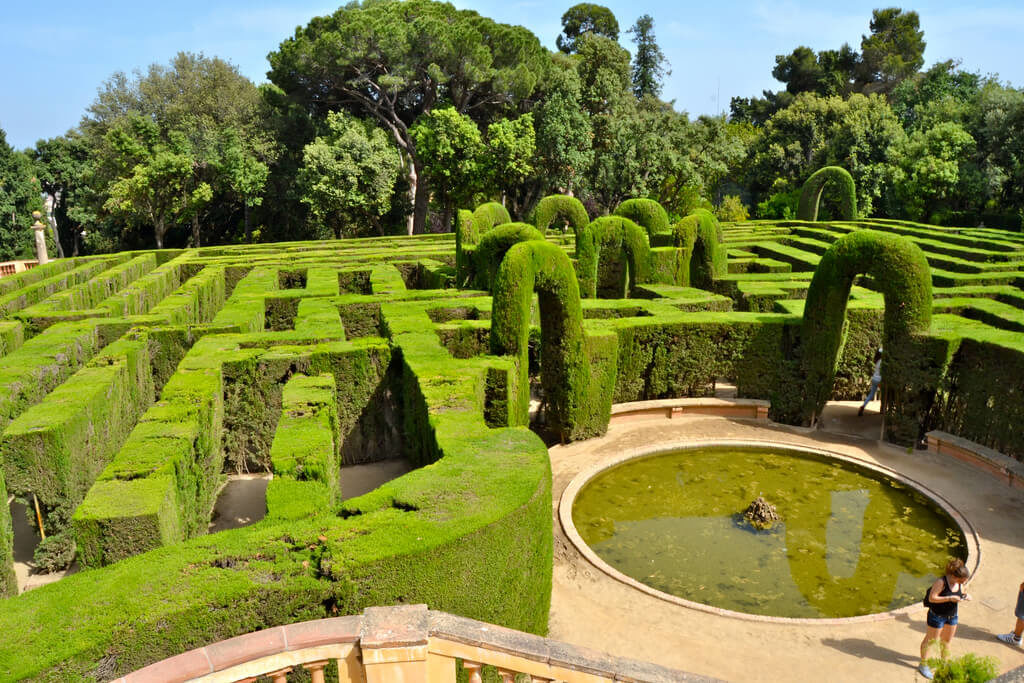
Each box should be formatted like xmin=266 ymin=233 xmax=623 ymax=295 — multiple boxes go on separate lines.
xmin=566 ymin=443 xmax=971 ymax=620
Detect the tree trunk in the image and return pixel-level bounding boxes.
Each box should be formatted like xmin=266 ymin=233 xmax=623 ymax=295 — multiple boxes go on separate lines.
xmin=44 ymin=193 xmax=65 ymax=259
xmin=405 ymin=157 xmax=418 ymax=236
xmin=191 ymin=214 xmax=201 ymax=248
xmin=243 ymin=201 xmax=251 ymax=242
xmin=412 ymin=159 xmax=429 ymax=235
xmin=155 ymin=219 xmax=166 ymax=249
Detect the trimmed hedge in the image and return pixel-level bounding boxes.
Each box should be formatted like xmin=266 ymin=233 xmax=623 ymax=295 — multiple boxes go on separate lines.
xmin=534 ymin=194 xmax=589 ymax=235
xmin=1 ymin=332 xmax=156 ymax=558
xmin=472 ymin=223 xmax=546 ymax=291
xmin=2 ymin=218 xmax=1023 ymax=676
xmin=0 ymin=467 xmax=13 ymax=598
xmin=672 ymin=209 xmax=726 ymax=289
xmin=613 ymin=198 xmax=670 ymax=237
xmin=576 ymin=216 xmax=652 ymax=299
xmin=266 ymin=374 xmax=339 ymax=520
xmin=776 ymin=229 xmax=933 ymax=444
xmin=490 ymin=240 xmax=613 ymax=440
xmin=797 ymin=166 xmax=858 ymax=221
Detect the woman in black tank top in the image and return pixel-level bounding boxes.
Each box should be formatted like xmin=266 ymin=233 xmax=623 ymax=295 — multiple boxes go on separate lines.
xmin=918 ymin=558 xmax=971 ymax=680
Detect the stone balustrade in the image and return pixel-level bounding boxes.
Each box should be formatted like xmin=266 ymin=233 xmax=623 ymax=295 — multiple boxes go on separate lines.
xmin=121 ymin=605 xmax=713 ymax=683
xmin=0 ymin=260 xmax=38 ymax=277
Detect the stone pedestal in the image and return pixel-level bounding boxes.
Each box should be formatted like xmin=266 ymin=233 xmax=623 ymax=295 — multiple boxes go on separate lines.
xmin=31 ymin=212 xmax=49 ymax=265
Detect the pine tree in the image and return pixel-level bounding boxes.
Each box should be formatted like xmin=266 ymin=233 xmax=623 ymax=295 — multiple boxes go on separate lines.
xmin=628 ymin=15 xmax=670 ymax=99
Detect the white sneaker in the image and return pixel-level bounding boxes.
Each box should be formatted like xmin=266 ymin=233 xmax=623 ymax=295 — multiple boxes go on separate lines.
xmin=997 ymin=633 xmax=1023 ymax=647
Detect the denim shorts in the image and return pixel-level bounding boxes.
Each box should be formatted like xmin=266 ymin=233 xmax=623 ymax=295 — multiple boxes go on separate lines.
xmin=1015 ymin=589 xmax=1024 ymax=620
xmin=927 ymin=610 xmax=959 ymax=628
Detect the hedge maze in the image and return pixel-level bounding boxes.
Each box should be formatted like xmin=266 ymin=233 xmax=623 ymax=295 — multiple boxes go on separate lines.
xmin=2 ymin=187 xmax=1024 ymax=678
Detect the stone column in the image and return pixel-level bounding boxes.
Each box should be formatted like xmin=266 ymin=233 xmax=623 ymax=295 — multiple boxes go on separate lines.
xmin=31 ymin=211 xmax=49 ymax=265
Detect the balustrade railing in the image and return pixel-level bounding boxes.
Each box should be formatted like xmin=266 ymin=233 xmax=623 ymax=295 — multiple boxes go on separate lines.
xmin=120 ymin=604 xmax=713 ymax=683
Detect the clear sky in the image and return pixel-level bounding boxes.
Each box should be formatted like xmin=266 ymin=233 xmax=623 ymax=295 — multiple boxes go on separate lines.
xmin=2 ymin=0 xmax=1022 ymax=151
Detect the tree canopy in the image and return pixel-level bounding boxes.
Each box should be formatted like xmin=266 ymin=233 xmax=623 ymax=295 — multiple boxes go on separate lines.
xmin=556 ymin=3 xmax=620 ymax=54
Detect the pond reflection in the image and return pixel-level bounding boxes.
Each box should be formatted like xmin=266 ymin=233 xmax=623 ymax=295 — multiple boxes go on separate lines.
xmin=572 ymin=446 xmax=966 ymax=618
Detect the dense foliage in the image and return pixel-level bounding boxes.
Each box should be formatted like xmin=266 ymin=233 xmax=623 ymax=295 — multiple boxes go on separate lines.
xmin=1 ymin=2 xmax=1021 ymax=259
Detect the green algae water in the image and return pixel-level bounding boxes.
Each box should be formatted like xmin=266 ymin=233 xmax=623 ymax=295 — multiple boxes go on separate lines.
xmin=572 ymin=446 xmax=967 ymax=618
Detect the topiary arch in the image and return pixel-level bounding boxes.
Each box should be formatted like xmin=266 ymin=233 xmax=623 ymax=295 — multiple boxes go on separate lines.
xmin=671 ymin=209 xmax=726 ymax=289
xmin=576 ymin=216 xmax=652 ymax=299
xmin=782 ymin=229 xmax=933 ymax=442
xmin=490 ymin=241 xmax=612 ymax=441
xmin=456 ymin=202 xmax=512 ymax=286
xmin=472 ymin=223 xmax=545 ymax=291
xmin=797 ymin=166 xmax=858 ymax=221
xmin=534 ymin=195 xmax=589 ymax=235
xmin=613 ymin=198 xmax=670 ymax=237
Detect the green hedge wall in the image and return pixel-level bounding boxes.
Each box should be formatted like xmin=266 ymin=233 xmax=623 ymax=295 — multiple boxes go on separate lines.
xmin=797 ymin=166 xmax=858 ymax=221
xmin=777 ymin=229 xmax=934 ymax=443
xmin=929 ymin=336 xmax=1024 ymax=460
xmin=490 ymin=240 xmax=612 ymax=440
xmin=266 ymin=373 xmax=339 ymax=520
xmin=576 ymin=216 xmax=652 ymax=299
xmin=472 ymin=223 xmax=545 ymax=292
xmin=534 ymin=194 xmax=589 ymax=235
xmin=671 ymin=209 xmax=726 ymax=289
xmin=2 ymin=332 xmax=156 ymax=559
xmin=0 ymin=467 xmax=13 ymax=598
xmin=613 ymin=198 xmax=670 ymax=237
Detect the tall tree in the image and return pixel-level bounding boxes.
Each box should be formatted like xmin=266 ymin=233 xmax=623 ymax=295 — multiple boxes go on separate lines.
xmin=409 ymin=107 xmax=484 ymax=231
xmin=856 ymin=7 xmax=926 ymax=95
xmin=298 ymin=111 xmax=402 ymax=238
xmin=628 ymin=15 xmax=670 ymax=99
xmin=80 ymin=52 xmax=273 ymax=248
xmin=267 ymin=0 xmax=549 ymax=235
xmin=556 ymin=3 xmax=620 ymax=54
xmin=0 ymin=128 xmax=44 ymax=261
xmin=101 ymin=115 xmax=212 ymax=248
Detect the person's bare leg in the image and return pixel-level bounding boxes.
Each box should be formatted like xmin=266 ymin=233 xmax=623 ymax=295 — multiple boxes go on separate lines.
xmin=939 ymin=624 xmax=958 ymax=657
xmin=921 ymin=625 xmax=942 ymax=661
xmin=1014 ymin=617 xmax=1024 ymax=638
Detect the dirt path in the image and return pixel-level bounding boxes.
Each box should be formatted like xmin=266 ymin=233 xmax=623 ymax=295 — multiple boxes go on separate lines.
xmin=548 ymin=412 xmax=1024 ymax=682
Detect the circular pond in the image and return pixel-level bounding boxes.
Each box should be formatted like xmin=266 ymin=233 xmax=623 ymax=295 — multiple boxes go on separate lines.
xmin=562 ymin=442 xmax=974 ymax=621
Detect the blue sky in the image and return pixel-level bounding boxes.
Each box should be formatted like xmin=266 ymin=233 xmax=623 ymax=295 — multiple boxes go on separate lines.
xmin=2 ymin=1 xmax=1022 ymax=151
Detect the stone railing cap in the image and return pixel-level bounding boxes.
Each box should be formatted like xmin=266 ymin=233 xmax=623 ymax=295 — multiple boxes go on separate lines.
xmin=361 ymin=603 xmax=429 ymax=648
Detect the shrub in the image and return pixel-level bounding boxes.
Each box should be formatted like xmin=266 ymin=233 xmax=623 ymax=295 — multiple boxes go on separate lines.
xmin=613 ymin=198 xmax=670 ymax=237
xmin=756 ymin=189 xmax=800 ymax=219
xmin=490 ymin=240 xmax=613 ymax=440
xmin=797 ymin=166 xmax=858 ymax=221
xmin=473 ymin=223 xmax=545 ymax=291
xmin=776 ymin=229 xmax=933 ymax=444
xmin=576 ymin=216 xmax=652 ymax=298
xmin=715 ymin=195 xmax=749 ymax=222
xmin=533 ymin=195 xmax=589 ymax=235
xmin=671 ymin=209 xmax=726 ymax=289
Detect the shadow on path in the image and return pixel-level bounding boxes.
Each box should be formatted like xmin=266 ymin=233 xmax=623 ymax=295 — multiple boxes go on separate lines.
xmin=821 ymin=637 xmax=918 ymax=668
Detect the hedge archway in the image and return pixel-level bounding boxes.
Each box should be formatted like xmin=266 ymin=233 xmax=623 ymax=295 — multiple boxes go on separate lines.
xmin=473 ymin=223 xmax=545 ymax=291
xmin=534 ymin=195 xmax=589 ymax=235
xmin=613 ymin=198 xmax=670 ymax=238
xmin=671 ymin=209 xmax=726 ymax=289
xmin=783 ymin=230 xmax=933 ymax=442
xmin=490 ymin=241 xmax=611 ymax=441
xmin=797 ymin=166 xmax=858 ymax=221
xmin=576 ymin=216 xmax=652 ymax=299
xmin=456 ymin=203 xmax=512 ymax=286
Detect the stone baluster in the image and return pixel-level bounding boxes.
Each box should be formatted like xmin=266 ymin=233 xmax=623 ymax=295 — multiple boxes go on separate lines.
xmin=303 ymin=660 xmax=330 ymax=683
xmin=463 ymin=661 xmax=483 ymax=683
xmin=266 ymin=667 xmax=292 ymax=683
xmin=31 ymin=212 xmax=49 ymax=265
xmin=497 ymin=668 xmax=516 ymax=683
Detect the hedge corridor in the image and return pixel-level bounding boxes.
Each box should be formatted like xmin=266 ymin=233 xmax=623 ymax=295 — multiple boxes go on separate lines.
xmin=0 ymin=191 xmax=1023 ymax=680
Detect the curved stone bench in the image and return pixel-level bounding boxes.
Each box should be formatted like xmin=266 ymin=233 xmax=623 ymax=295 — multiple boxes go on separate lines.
xmin=926 ymin=430 xmax=1024 ymax=489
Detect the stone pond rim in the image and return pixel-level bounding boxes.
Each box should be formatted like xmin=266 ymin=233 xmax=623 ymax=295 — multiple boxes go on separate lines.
xmin=557 ymin=438 xmax=981 ymax=626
